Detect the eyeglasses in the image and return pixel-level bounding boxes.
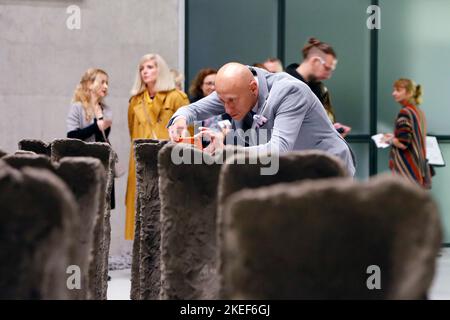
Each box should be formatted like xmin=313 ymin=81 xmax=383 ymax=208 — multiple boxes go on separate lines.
xmin=317 ymin=57 xmax=337 ymax=71
xmin=203 ymin=81 xmax=215 ymax=86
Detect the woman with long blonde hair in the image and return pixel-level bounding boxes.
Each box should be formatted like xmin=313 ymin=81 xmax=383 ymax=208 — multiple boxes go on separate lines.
xmin=125 ymin=53 xmax=189 ymax=240
xmin=68 ymin=68 xmax=112 ymax=141
xmin=67 ymin=67 xmax=116 ymax=208
xmin=383 ymin=78 xmax=431 ymax=189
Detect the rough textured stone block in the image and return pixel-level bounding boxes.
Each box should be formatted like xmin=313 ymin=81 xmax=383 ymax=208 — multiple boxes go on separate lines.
xmin=218 ymin=150 xmax=348 ymax=205
xmin=51 ymin=138 xmax=114 ymax=300
xmin=221 ymin=174 xmax=442 ymax=299
xmin=3 ymin=154 xmax=53 ymax=171
xmin=130 ymin=139 xmax=168 ymax=300
xmin=158 ymin=143 xmax=226 ymax=299
xmin=18 ymin=139 xmax=51 ymax=156
xmin=2 ymin=154 xmax=106 ymax=299
xmin=217 ymin=150 xmax=349 ymax=295
xmin=0 ymin=161 xmax=79 ymax=299
xmin=157 ymin=147 xmax=344 ymax=299
xmin=14 ymin=150 xmax=36 ymax=156
xmin=57 ymin=158 xmax=106 ymax=300
xmin=130 ymin=139 xmax=157 ymax=300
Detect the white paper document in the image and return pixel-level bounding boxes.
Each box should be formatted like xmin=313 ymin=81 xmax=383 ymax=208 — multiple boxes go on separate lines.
xmin=426 ymin=136 xmax=445 ymax=166
xmin=371 ymin=133 xmax=390 ymax=149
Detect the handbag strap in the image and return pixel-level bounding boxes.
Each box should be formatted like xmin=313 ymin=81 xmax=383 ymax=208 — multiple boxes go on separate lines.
xmin=94 ymin=103 xmax=112 ymax=145
xmin=97 ymin=119 xmax=120 ymax=167
xmin=140 ymin=99 xmax=158 ymax=140
xmin=97 ymin=119 xmax=111 ymax=146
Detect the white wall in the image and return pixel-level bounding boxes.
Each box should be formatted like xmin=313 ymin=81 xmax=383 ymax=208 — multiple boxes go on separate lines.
xmin=0 ymin=0 xmax=184 ymax=256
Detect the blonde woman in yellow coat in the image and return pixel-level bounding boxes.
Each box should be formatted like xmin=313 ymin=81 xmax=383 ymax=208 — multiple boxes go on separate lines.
xmin=125 ymin=53 xmax=189 ymax=240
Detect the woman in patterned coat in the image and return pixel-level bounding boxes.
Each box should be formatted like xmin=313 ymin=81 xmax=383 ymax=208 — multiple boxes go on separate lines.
xmin=384 ymin=78 xmax=431 ymax=189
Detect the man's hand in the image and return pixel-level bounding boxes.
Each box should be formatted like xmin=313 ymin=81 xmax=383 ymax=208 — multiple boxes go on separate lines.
xmin=197 ymin=127 xmax=225 ymax=155
xmin=169 ymin=117 xmax=189 ymax=142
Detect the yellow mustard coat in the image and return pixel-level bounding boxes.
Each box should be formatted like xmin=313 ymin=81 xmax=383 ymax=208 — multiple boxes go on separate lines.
xmin=125 ymin=89 xmax=189 ymax=240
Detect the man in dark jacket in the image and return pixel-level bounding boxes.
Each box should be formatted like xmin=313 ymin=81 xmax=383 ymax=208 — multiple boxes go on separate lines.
xmin=285 ymin=37 xmax=351 ymax=137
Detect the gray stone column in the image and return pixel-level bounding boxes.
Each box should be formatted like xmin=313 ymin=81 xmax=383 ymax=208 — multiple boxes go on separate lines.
xmin=131 ymin=139 xmax=168 ymax=300
xmin=57 ymin=158 xmax=106 ymax=300
xmin=0 ymin=161 xmax=79 ymax=299
xmin=3 ymin=153 xmax=106 ymax=299
xmin=158 ymin=143 xmax=225 ymax=299
xmin=18 ymin=139 xmax=51 ymax=156
xmin=51 ymin=138 xmax=114 ymax=300
xmin=2 ymin=154 xmax=54 ymax=171
xmin=156 ymin=146 xmax=350 ymax=299
xmin=216 ymin=150 xmax=349 ymax=297
xmin=221 ymin=174 xmax=442 ymax=299
xmin=14 ymin=150 xmax=36 ymax=156
xmin=218 ymin=150 xmax=349 ymax=205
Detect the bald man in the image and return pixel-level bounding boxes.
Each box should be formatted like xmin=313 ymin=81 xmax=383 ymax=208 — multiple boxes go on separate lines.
xmin=168 ymin=62 xmax=355 ymax=176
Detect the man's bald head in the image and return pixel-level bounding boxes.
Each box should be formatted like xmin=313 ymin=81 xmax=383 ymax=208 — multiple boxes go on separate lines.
xmin=216 ymin=62 xmax=254 ymax=89
xmin=215 ymin=62 xmax=258 ymax=121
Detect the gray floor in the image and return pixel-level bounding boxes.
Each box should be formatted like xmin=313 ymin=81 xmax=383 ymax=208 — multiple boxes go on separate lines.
xmin=107 ymin=248 xmax=450 ymax=300
xmin=429 ymin=248 xmax=450 ymax=300
xmin=107 ymin=268 xmax=131 ymax=300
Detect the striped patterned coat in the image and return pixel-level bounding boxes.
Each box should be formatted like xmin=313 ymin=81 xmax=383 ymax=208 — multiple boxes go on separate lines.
xmin=389 ymin=103 xmax=431 ymax=189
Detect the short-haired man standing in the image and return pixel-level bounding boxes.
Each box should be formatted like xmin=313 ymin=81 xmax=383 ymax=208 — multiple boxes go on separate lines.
xmin=285 ymin=37 xmax=351 ymax=137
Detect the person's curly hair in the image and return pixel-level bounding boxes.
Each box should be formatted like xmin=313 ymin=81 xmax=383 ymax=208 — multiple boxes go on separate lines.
xmin=72 ymin=68 xmax=108 ymax=122
xmin=188 ymin=68 xmax=217 ymax=99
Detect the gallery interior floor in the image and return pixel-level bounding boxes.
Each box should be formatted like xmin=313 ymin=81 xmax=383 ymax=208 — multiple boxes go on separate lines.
xmin=107 ymin=248 xmax=450 ymax=300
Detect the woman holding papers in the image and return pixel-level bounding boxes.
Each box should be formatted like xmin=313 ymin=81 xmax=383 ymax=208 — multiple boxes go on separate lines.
xmin=383 ymin=78 xmax=431 ymax=189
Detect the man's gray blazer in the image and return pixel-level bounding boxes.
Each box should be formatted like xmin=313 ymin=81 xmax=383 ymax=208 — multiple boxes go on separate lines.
xmin=168 ymin=67 xmax=356 ymax=176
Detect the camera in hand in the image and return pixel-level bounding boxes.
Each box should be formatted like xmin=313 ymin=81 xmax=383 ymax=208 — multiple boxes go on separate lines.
xmin=336 ymin=126 xmax=345 ymax=134
xmin=200 ymin=116 xmax=232 ymax=148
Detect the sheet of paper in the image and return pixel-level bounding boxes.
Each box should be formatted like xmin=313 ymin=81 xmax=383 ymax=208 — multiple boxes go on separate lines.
xmin=371 ymin=133 xmax=390 ymax=149
xmin=426 ymin=136 xmax=445 ymax=166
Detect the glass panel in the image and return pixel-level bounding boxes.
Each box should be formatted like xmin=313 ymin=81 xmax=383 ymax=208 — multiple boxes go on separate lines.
xmin=377 ymin=145 xmax=390 ymax=173
xmin=430 ymin=143 xmax=450 ymax=243
xmin=285 ymin=0 xmax=371 ymax=134
xmin=378 ymin=0 xmax=450 ymax=135
xmin=186 ymin=0 xmax=278 ymax=88
xmin=349 ymin=142 xmax=370 ymax=181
